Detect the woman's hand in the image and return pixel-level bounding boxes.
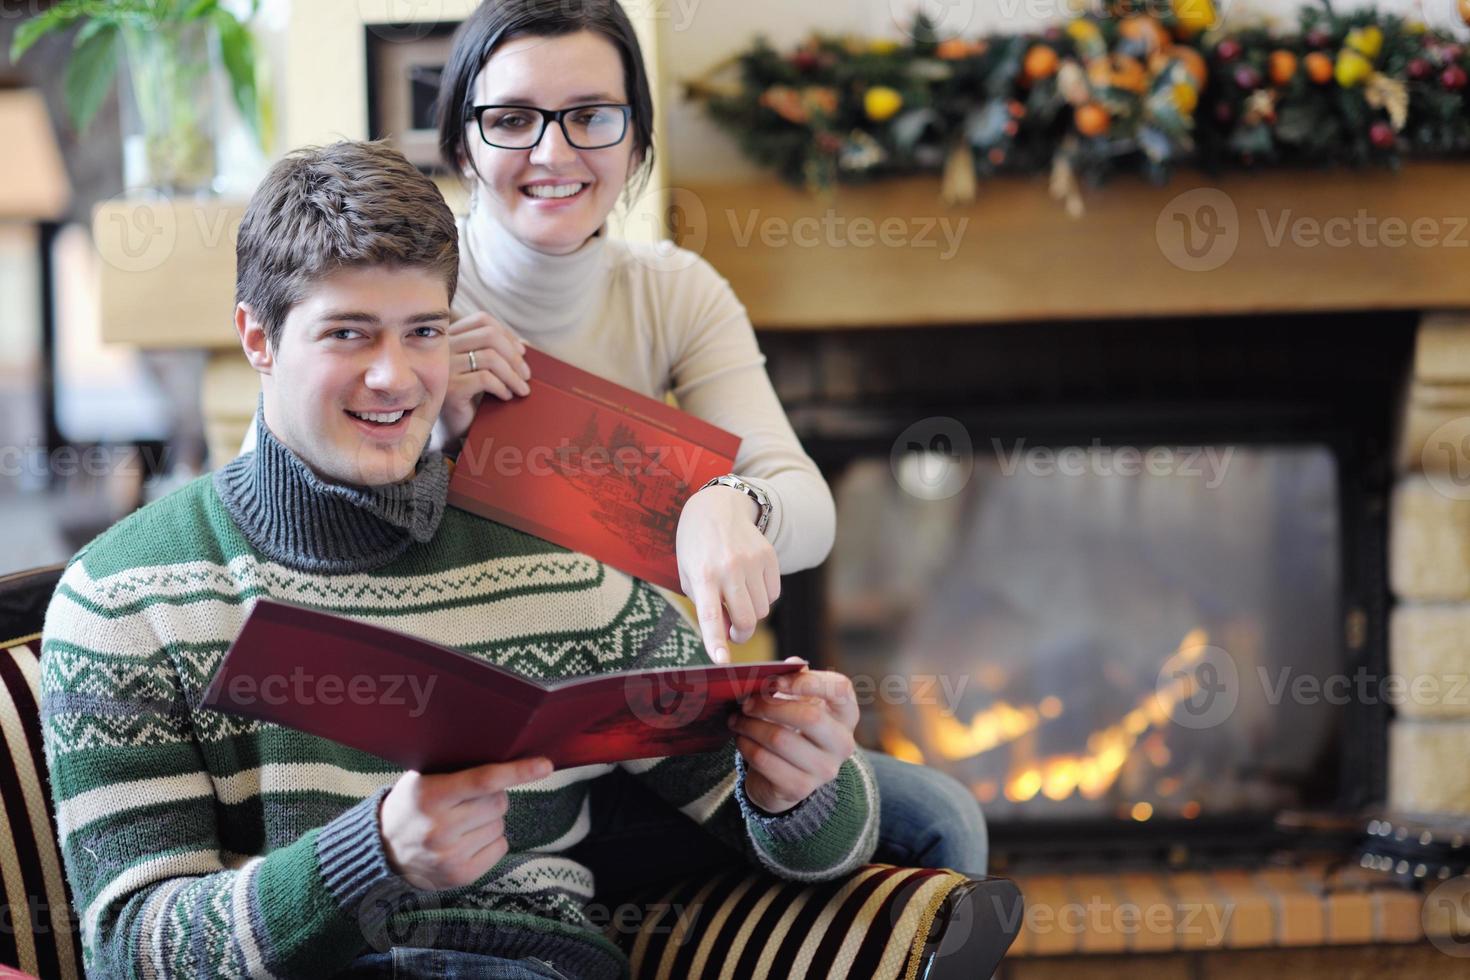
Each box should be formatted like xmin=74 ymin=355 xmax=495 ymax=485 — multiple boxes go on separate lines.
xmin=439 ymin=311 xmax=532 ymax=447
xmin=729 ymin=666 xmax=859 ymax=814
xmin=676 ymin=484 xmax=780 ymax=663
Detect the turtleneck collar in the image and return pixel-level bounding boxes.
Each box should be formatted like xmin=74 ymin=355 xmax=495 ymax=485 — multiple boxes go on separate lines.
xmin=213 ymin=403 xmax=450 ymax=574
xmin=455 ymin=204 xmax=612 ymax=338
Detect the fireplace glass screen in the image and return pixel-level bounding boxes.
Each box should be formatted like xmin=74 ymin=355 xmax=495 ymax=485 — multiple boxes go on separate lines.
xmin=830 ymin=443 xmax=1341 ymax=824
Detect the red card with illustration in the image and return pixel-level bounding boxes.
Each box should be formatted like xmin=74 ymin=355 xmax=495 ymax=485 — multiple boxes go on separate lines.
xmin=446 ymin=348 xmax=741 ymax=592
xmin=200 ymin=599 xmax=802 ymax=771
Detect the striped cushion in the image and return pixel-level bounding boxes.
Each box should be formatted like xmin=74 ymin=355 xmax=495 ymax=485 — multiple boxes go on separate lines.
xmin=0 ymin=637 xmax=82 ymax=980
xmin=613 ymin=863 xmax=968 ymax=980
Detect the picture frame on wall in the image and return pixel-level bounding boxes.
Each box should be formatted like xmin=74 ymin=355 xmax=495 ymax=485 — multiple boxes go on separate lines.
xmin=365 ymin=22 xmax=461 ymax=173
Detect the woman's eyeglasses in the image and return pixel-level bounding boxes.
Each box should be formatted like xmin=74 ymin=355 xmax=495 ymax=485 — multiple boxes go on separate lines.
xmin=469 ymin=104 xmax=632 ymax=150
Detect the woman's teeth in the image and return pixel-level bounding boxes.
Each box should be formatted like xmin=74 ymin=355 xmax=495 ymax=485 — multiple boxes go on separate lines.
xmin=523 ymin=183 xmax=586 ymax=199
xmin=349 ymin=410 xmax=406 ymax=425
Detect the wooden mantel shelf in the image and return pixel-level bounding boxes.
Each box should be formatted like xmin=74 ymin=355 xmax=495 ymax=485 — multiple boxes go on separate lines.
xmin=675 ymin=163 xmax=1470 ymax=330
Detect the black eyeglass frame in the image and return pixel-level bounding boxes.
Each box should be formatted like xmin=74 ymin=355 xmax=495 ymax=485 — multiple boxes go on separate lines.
xmin=468 ymin=103 xmax=633 ymax=150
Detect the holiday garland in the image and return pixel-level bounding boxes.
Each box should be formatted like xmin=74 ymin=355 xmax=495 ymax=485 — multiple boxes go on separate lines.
xmin=690 ymin=2 xmax=1470 ymax=214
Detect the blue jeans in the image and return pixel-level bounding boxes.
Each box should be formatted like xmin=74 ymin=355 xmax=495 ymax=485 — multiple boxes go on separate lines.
xmin=568 ymin=747 xmax=989 ymax=903
xmin=339 ymin=948 xmax=575 ymax=979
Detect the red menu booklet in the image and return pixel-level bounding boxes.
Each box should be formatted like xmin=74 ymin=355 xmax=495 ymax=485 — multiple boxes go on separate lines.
xmin=446 ymin=349 xmax=741 ymax=592
xmin=199 ymin=599 xmax=803 ymax=772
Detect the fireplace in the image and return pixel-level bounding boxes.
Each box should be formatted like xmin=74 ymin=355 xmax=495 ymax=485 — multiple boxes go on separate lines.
xmin=762 ymin=313 xmax=1417 ymax=866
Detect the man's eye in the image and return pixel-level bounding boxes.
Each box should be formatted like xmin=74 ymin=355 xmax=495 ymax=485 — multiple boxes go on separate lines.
xmin=413 ymin=326 xmax=443 ymax=338
xmin=328 ymin=328 xmax=361 ymax=340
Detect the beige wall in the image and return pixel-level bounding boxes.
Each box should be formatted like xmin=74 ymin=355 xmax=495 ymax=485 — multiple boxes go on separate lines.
xmin=280 ymin=0 xmax=669 ymax=241
xmin=273 ymin=1 xmax=1466 ymax=195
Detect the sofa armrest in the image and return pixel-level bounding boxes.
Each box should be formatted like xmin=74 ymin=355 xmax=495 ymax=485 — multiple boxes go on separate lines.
xmin=610 ymin=863 xmax=1021 ymax=979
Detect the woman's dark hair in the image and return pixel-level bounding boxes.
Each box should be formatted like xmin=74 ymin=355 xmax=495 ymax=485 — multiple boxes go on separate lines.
xmin=437 ymin=0 xmax=655 ymax=193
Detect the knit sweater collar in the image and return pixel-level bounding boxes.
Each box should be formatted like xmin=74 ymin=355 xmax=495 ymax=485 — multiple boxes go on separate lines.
xmin=455 ymin=208 xmax=611 ymax=338
xmin=213 ymin=405 xmax=450 ymax=574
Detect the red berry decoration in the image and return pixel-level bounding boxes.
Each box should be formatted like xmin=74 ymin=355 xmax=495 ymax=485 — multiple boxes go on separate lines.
xmin=1214 ymin=102 xmax=1235 ymax=125
xmin=1408 ymin=58 xmax=1432 ymax=80
xmin=1233 ymin=65 xmax=1262 ymax=89
xmin=1305 ymin=28 xmax=1332 ymax=49
xmin=791 ymin=49 xmax=820 ymax=72
xmin=1444 ymin=64 xmax=1469 ymax=91
xmin=1216 ymin=39 xmax=1243 ymax=61
xmin=1370 ymin=121 xmax=1395 ymax=149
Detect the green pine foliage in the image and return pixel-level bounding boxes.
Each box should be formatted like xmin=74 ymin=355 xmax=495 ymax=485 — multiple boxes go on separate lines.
xmin=698 ymin=7 xmax=1470 ymax=197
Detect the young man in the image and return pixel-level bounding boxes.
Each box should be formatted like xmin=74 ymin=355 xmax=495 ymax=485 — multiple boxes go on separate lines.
xmin=41 ymin=141 xmax=878 ymax=980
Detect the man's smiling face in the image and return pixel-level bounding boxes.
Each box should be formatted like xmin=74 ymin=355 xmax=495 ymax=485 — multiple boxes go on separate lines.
xmin=252 ymin=265 xmax=452 ymax=487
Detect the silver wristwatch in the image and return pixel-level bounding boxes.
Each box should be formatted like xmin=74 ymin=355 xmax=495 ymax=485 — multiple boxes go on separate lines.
xmin=700 ymin=474 xmax=772 ymax=536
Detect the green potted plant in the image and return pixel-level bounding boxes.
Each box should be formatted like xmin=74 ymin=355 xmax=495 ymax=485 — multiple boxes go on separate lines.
xmin=9 ymin=0 xmax=268 ymax=195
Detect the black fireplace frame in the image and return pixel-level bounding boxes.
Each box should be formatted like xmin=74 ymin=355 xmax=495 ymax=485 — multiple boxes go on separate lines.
xmin=761 ymin=311 xmax=1417 ymax=866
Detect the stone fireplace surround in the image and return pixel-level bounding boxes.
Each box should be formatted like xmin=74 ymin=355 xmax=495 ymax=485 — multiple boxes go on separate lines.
xmin=747 ymin=311 xmax=1470 ymax=977
xmin=665 ymin=168 xmax=1470 ymax=973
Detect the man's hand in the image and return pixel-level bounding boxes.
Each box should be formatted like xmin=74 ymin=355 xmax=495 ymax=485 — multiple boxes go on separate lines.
xmin=728 ymin=664 xmax=858 ymax=815
xmin=379 ymin=756 xmax=551 ymax=891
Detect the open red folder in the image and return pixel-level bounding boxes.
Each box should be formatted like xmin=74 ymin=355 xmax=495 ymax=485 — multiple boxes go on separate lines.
xmin=199 ymin=599 xmax=804 ymax=772
xmin=446 ymin=349 xmax=741 ymax=592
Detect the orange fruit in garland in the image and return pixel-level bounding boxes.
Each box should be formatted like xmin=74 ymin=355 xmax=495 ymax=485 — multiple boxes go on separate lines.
xmin=1460 ymin=0 xmax=1470 ymax=24
xmin=1150 ymin=45 xmax=1208 ymax=88
xmin=1269 ymin=50 xmax=1298 ymax=86
xmin=1119 ymin=15 xmax=1171 ymax=56
xmin=1157 ymin=47 xmax=1206 ymax=87
xmin=1024 ymin=44 xmax=1061 ymax=82
xmin=1075 ymin=102 xmax=1111 ymax=136
xmin=1088 ymin=53 xmax=1148 ymax=94
xmin=936 ymin=38 xmax=985 ymax=60
xmin=1303 ymin=51 xmax=1334 ymax=85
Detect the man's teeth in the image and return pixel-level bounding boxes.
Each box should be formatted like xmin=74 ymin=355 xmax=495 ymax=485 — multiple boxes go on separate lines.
xmin=349 ymin=410 xmax=406 ymax=424
xmin=524 ymin=183 xmax=585 ymax=199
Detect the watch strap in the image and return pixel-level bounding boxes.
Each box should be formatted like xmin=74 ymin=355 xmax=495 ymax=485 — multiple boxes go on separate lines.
xmin=700 ymin=474 xmax=772 ymax=537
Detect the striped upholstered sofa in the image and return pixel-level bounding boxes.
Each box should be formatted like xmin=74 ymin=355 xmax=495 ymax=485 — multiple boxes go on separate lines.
xmin=0 ymin=564 xmax=1019 ymax=979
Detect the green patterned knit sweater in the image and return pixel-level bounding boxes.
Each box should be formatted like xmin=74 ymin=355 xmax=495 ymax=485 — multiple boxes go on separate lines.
xmin=41 ymin=468 xmax=878 ymax=979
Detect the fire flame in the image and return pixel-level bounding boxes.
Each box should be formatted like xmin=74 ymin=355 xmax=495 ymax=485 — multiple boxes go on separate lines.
xmin=879 ymin=628 xmax=1211 ymax=811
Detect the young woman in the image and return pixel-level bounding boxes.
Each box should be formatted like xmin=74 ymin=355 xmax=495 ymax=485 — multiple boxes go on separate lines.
xmin=434 ymin=0 xmax=987 ymax=894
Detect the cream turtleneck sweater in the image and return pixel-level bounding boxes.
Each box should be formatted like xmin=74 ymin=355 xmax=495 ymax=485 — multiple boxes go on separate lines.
xmin=452 ymin=212 xmax=835 ymax=574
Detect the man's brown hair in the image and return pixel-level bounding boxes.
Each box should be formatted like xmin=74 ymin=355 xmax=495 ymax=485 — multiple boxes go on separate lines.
xmin=236 ymin=140 xmax=459 ymax=350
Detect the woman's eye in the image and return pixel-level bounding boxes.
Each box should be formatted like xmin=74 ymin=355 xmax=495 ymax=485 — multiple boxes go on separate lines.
xmin=491 ymin=113 xmax=531 ymax=130
xmin=570 ymin=109 xmax=606 ymax=126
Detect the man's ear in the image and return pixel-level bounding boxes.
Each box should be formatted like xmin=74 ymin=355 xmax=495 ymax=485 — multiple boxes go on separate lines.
xmin=236 ymin=303 xmax=273 ymax=375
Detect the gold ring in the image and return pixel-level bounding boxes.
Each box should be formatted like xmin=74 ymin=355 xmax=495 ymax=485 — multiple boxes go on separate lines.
xmin=468 ymin=350 xmax=478 ymax=373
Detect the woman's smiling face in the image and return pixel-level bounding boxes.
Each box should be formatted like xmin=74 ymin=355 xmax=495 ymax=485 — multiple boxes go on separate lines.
xmin=464 ymin=31 xmax=637 ymax=255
